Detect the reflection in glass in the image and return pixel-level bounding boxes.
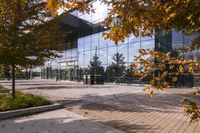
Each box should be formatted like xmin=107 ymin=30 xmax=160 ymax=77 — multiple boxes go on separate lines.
xmin=91 ymin=33 xmax=99 ymax=50
xmin=129 ymin=42 xmax=140 ymax=62
xmin=84 ymin=36 xmax=92 ymax=51
xmin=78 ymin=38 xmax=84 ymax=52
xmin=99 ymin=32 xmax=107 ymax=48
xmin=117 ymin=44 xmax=128 ymax=65
xmin=99 ymin=48 xmax=108 ymax=65
xmin=108 ymin=46 xmax=117 ymax=65
xmin=78 ymin=52 xmax=84 ymax=66
xmin=84 ymin=51 xmax=91 ymax=66
xmin=141 ymin=40 xmax=154 ymax=49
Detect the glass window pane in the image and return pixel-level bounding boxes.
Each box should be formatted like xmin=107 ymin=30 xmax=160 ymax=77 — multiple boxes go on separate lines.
xmin=117 ymin=44 xmax=128 ymax=64
xmin=108 ymin=46 xmax=117 ymax=65
xmin=129 ymin=34 xmax=140 ymax=43
xmin=99 ymin=48 xmax=108 ymax=65
xmin=184 ymin=34 xmax=198 ymax=43
xmin=91 ymin=33 xmax=99 ymax=50
xmin=71 ymin=49 xmax=77 ymax=58
xmin=141 ymin=36 xmax=154 ymax=41
xmin=141 ymin=39 xmax=155 ymax=49
xmin=84 ymin=36 xmax=91 ymax=51
xmin=172 ymin=30 xmax=184 ymax=44
xmin=129 ymin=42 xmax=140 ymax=63
xmin=78 ymin=52 xmax=84 ymax=66
xmin=99 ymin=33 xmax=107 ymax=48
xmin=84 ymin=51 xmax=91 ymax=66
xmin=78 ymin=38 xmax=84 ymax=52
xmin=65 ymin=51 xmax=70 ymax=58
xmin=92 ymin=0 xmax=108 ymax=23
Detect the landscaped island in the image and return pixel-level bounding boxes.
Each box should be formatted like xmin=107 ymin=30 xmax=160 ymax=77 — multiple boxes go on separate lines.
xmin=0 ymin=85 xmax=8 ymax=90
xmin=0 ymin=91 xmax=50 ymax=112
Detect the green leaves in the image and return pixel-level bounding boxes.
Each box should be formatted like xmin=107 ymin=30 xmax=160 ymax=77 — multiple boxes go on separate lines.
xmin=0 ymin=0 xmax=66 ymax=68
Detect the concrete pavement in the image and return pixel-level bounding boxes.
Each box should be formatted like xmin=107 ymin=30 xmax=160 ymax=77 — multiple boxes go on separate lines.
xmin=0 ymin=79 xmax=200 ymax=133
xmin=0 ymin=109 xmax=124 ymax=133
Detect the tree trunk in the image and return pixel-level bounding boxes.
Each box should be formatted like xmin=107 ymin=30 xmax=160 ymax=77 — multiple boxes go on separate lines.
xmin=12 ymin=64 xmax=16 ymax=98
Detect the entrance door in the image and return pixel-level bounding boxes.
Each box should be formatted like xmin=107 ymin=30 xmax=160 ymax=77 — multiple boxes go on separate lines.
xmin=67 ymin=68 xmax=76 ymax=81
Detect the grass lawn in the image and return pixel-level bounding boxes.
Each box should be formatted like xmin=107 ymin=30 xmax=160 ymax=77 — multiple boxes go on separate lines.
xmin=0 ymin=91 xmax=50 ymax=111
xmin=0 ymin=85 xmax=8 ymax=90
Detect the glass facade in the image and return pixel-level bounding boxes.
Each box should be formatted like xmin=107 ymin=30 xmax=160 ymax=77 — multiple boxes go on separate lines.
xmin=77 ymin=32 xmax=154 ymax=68
xmin=170 ymin=30 xmax=199 ymax=87
xmin=41 ymin=1 xmax=198 ymax=86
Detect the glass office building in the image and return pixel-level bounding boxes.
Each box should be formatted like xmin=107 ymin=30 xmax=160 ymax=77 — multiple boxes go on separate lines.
xmin=41 ymin=1 xmax=198 ymax=86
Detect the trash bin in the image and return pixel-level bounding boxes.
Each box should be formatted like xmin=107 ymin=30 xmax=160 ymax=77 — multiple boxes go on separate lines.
xmin=87 ymin=74 xmax=91 ymax=84
xmin=83 ymin=75 xmax=88 ymax=84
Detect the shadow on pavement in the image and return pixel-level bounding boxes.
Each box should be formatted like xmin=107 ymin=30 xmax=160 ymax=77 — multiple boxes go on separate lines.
xmin=0 ymin=117 xmax=126 ymax=133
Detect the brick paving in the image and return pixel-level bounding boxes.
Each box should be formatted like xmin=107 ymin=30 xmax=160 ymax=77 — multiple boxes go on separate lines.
xmin=1 ymin=79 xmax=200 ymax=133
xmin=69 ymin=92 xmax=200 ymax=133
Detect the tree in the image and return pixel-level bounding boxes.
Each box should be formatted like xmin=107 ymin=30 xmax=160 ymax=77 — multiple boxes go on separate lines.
xmin=132 ymin=48 xmax=200 ymax=123
xmin=106 ymin=53 xmax=126 ymax=82
xmin=0 ymin=0 xmax=66 ymax=98
xmin=46 ymin=0 xmax=200 ymax=123
xmin=46 ymin=0 xmax=200 ymax=44
xmin=88 ymin=49 xmax=104 ymax=75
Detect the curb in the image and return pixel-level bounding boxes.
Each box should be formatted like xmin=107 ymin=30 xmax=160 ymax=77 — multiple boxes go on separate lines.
xmin=0 ymin=89 xmax=10 ymax=93
xmin=0 ymin=103 xmax=63 ymax=120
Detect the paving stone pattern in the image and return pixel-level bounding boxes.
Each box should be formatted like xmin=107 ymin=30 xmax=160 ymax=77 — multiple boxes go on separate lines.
xmin=1 ymin=79 xmax=200 ymax=133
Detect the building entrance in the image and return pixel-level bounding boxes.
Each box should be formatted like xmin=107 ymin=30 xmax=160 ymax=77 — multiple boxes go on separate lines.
xmin=56 ymin=61 xmax=77 ymax=81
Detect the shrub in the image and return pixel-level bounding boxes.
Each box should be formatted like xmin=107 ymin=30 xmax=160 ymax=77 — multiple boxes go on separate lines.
xmin=0 ymin=91 xmax=50 ymax=111
xmin=0 ymin=85 xmax=7 ymax=90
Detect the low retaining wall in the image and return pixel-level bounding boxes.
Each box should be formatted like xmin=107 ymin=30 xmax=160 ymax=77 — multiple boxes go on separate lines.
xmin=0 ymin=103 xmax=63 ymax=120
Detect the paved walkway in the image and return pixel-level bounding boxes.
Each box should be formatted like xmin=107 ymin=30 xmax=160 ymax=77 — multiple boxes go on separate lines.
xmin=1 ymin=79 xmax=200 ymax=133
xmin=0 ymin=109 xmax=124 ymax=133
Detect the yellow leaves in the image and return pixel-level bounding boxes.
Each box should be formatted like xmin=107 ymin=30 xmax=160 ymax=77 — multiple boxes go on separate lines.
xmin=188 ymin=66 xmax=194 ymax=73
xmin=143 ymin=86 xmax=154 ymax=97
xmin=134 ymin=55 xmax=141 ymax=61
xmin=143 ymin=86 xmax=151 ymax=91
xmin=191 ymin=89 xmax=200 ymax=96
xmin=46 ymin=0 xmax=93 ymax=16
xmin=104 ymin=26 xmax=127 ymax=44
xmin=155 ymin=77 xmax=161 ymax=81
xmin=172 ymin=77 xmax=177 ymax=82
xmin=165 ymin=6 xmax=173 ymax=13
xmin=182 ymin=98 xmax=200 ymax=124
xmin=195 ymin=76 xmax=200 ymax=81
xmin=192 ymin=91 xmax=198 ymax=96
xmin=175 ymin=0 xmax=180 ymax=5
xmin=162 ymin=71 xmax=168 ymax=77
xmin=187 ymin=14 xmax=193 ymax=20
xmin=169 ymin=65 xmax=175 ymax=70
xmin=140 ymin=74 xmax=147 ymax=80
xmin=163 ymin=82 xmax=169 ymax=88
xmin=166 ymin=12 xmax=176 ymax=20
xmin=149 ymin=79 xmax=155 ymax=84
xmin=149 ymin=90 xmax=154 ymax=98
xmin=179 ymin=65 xmax=184 ymax=73
xmin=131 ymin=71 xmax=138 ymax=77
xmin=46 ymin=0 xmax=60 ymax=15
xmin=47 ymin=0 xmax=199 ymax=49
xmin=138 ymin=49 xmax=151 ymax=57
xmin=133 ymin=48 xmax=199 ymax=92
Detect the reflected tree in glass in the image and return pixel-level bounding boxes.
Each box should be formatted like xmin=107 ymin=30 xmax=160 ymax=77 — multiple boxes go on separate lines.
xmin=106 ymin=53 xmax=126 ymax=82
xmin=88 ymin=49 xmax=104 ymax=75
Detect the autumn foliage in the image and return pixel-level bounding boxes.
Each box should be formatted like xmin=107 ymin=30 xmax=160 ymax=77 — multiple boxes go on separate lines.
xmin=44 ymin=0 xmax=200 ymax=123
